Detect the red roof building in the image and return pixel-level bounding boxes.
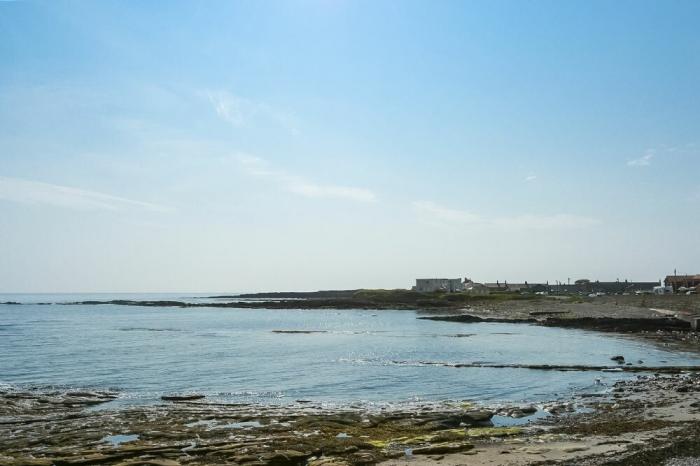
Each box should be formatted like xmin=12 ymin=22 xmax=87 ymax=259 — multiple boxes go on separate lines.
xmin=665 ymin=275 xmax=700 ymax=290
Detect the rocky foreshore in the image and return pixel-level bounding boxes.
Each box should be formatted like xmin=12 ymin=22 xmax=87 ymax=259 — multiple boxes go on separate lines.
xmin=39 ymin=294 xmax=700 ymax=350
xmin=419 ymin=313 xmax=692 ymax=332
xmin=4 ymin=292 xmax=700 ymax=465
xmin=2 ymin=372 xmax=700 ymax=466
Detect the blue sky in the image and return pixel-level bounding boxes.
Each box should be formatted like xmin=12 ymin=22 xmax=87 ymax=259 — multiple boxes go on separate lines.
xmin=1 ymin=0 xmax=699 ymax=292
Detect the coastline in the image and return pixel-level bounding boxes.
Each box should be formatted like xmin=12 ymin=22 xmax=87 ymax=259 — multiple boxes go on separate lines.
xmin=20 ymin=290 xmax=698 ymax=350
xmin=3 ymin=372 xmax=700 ymax=466
xmin=2 ymin=293 xmax=700 ymax=465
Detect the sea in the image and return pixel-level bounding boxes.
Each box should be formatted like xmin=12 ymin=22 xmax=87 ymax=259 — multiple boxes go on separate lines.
xmin=1 ymin=293 xmax=699 ymax=410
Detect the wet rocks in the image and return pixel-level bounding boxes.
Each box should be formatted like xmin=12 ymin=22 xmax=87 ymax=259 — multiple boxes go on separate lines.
xmin=308 ymin=457 xmax=349 ymax=466
xmin=417 ymin=410 xmax=494 ymax=430
xmin=160 ymin=395 xmax=205 ymax=402
xmin=14 ymin=378 xmax=700 ymax=466
xmin=542 ymin=402 xmax=575 ymax=415
xmin=461 ymin=410 xmax=495 ymax=426
xmin=675 ymin=379 xmax=700 ymax=393
xmin=543 ymin=317 xmax=691 ymax=333
xmin=421 ymin=416 xmax=462 ymax=430
xmin=0 ymin=388 xmax=499 ymax=466
xmin=420 ymin=314 xmax=536 ymax=324
xmin=347 ymin=452 xmax=376 ymax=464
xmin=259 ymin=450 xmax=310 ymax=466
xmin=495 ymin=405 xmax=538 ymax=418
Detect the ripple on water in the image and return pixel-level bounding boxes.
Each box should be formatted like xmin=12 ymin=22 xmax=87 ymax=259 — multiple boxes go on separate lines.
xmin=117 ymin=327 xmax=184 ymax=332
xmin=3 ymin=302 xmax=700 ymax=409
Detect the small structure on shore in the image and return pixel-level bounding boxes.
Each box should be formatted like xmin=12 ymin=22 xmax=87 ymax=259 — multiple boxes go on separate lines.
xmin=653 ymin=285 xmax=674 ymax=295
xmin=485 ymin=281 xmax=547 ymax=293
xmin=556 ymin=279 xmax=659 ymax=294
xmin=464 ymin=281 xmax=490 ymax=295
xmin=414 ymin=278 xmax=465 ymax=292
xmin=665 ymin=274 xmax=700 ymax=292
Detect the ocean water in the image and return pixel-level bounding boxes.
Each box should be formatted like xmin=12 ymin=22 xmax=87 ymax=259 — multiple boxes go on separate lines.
xmin=1 ymin=293 xmax=699 ymax=409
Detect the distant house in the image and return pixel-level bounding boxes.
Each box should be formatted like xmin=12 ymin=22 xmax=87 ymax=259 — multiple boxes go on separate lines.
xmin=590 ymin=280 xmax=657 ymax=293
xmin=484 ymin=281 xmax=509 ymax=292
xmin=665 ymin=275 xmax=700 ymax=291
xmin=464 ymin=282 xmax=490 ymax=295
xmin=557 ymin=280 xmax=658 ymax=294
xmin=414 ymin=278 xmax=464 ymax=293
xmin=484 ymin=281 xmax=547 ymax=292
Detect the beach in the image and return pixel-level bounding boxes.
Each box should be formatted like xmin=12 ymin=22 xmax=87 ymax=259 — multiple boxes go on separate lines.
xmin=2 ymin=372 xmax=700 ymax=466
xmin=2 ymin=293 xmax=700 ymax=465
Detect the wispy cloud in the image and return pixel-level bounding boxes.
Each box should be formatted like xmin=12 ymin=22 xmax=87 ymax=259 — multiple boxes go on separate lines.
xmin=202 ymin=90 xmax=299 ymax=135
xmin=627 ymin=150 xmax=654 ymax=167
xmin=413 ymin=200 xmax=599 ymax=230
xmin=493 ymin=214 xmax=600 ymax=229
xmin=234 ymin=154 xmax=376 ymax=203
xmin=0 ymin=176 xmax=173 ymax=213
xmin=525 ymin=174 xmax=537 ymax=182
xmin=287 ymin=183 xmax=377 ymax=202
xmin=412 ymin=201 xmax=481 ymax=224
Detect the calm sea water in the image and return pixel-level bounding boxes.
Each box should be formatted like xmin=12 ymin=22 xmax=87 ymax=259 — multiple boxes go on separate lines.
xmin=1 ymin=293 xmax=699 ymax=408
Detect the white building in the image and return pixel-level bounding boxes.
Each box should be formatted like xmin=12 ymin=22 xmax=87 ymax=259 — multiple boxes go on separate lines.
xmin=414 ymin=278 xmax=465 ymax=293
xmin=652 ymin=285 xmax=674 ymax=295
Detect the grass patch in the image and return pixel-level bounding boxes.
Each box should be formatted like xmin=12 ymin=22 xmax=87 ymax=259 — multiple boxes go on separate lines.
xmin=353 ymin=289 xmax=544 ymax=306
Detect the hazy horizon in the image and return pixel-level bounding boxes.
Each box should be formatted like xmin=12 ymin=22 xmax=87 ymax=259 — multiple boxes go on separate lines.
xmin=1 ymin=0 xmax=699 ymax=293
xmin=0 ymin=276 xmax=673 ymax=295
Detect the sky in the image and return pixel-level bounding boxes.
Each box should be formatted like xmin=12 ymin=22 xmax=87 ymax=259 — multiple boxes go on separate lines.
xmin=1 ymin=0 xmax=699 ymax=292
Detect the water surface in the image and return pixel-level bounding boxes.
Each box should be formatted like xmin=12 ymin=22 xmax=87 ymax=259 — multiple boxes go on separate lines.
xmin=1 ymin=293 xmax=698 ymax=408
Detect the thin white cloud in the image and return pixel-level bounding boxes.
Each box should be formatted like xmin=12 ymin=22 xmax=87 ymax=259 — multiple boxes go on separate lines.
xmin=627 ymin=150 xmax=654 ymax=167
xmin=288 ymin=183 xmax=376 ymax=203
xmin=413 ymin=200 xmax=599 ymax=230
xmin=0 ymin=176 xmax=173 ymax=213
xmin=493 ymin=214 xmax=600 ymax=229
xmin=412 ymin=201 xmax=481 ymax=224
xmin=202 ymin=90 xmax=299 ymax=135
xmin=233 ymin=154 xmax=376 ymax=203
xmin=525 ymin=174 xmax=537 ymax=182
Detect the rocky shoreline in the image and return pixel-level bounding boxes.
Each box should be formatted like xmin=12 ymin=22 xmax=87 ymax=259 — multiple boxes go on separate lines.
xmin=6 ymin=291 xmax=696 ymax=336
xmin=2 ymin=372 xmax=700 ymax=466
xmin=3 ymin=293 xmax=700 ymax=465
xmin=28 ymin=292 xmax=699 ymax=350
xmin=419 ymin=313 xmax=692 ymax=332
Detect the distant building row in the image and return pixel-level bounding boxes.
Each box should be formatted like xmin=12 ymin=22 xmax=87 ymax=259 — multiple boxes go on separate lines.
xmin=413 ymin=274 xmax=700 ymax=294
xmin=413 ymin=278 xmax=465 ymax=293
